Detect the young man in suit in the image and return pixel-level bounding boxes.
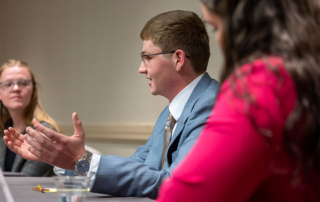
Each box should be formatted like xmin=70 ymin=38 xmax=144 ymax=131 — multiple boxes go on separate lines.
xmin=4 ymin=10 xmax=220 ymax=199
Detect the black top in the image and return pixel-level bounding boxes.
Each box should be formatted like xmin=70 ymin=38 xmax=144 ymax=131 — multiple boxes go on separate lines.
xmin=4 ymin=119 xmax=26 ymax=171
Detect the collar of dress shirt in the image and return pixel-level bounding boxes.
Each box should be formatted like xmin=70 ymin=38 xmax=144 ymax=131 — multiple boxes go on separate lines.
xmin=169 ymin=73 xmax=205 ymax=121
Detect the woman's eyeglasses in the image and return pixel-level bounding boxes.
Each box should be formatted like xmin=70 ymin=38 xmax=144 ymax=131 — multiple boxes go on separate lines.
xmin=0 ymin=79 xmax=33 ymax=91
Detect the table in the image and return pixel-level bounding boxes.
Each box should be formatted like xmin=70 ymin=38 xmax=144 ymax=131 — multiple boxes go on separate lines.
xmin=0 ymin=177 xmax=154 ymax=202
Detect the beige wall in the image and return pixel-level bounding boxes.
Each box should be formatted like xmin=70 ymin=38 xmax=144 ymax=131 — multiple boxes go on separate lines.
xmin=0 ymin=0 xmax=222 ymax=156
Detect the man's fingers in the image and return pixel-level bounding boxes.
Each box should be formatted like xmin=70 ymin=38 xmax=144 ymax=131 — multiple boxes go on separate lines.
xmin=32 ymin=118 xmax=38 ymax=125
xmin=72 ymin=112 xmax=85 ymax=139
xmin=26 ymin=145 xmax=52 ymax=165
xmin=26 ymin=127 xmax=57 ymax=151
xmin=25 ymin=136 xmax=67 ymax=166
xmin=24 ymin=134 xmax=56 ymax=161
xmin=32 ymin=119 xmax=63 ymax=144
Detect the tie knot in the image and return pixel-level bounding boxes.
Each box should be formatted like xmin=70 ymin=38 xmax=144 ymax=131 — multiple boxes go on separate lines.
xmin=166 ymin=112 xmax=176 ymax=128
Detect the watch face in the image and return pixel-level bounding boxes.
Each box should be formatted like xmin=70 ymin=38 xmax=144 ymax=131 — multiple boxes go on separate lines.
xmin=76 ymin=160 xmax=90 ymax=174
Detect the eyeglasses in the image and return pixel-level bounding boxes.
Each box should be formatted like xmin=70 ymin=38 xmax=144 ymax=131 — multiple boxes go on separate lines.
xmin=140 ymin=50 xmax=190 ymax=63
xmin=0 ymin=79 xmax=33 ymax=92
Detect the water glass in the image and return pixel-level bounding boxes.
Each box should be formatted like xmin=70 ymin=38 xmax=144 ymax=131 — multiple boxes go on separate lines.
xmin=54 ymin=176 xmax=89 ymax=202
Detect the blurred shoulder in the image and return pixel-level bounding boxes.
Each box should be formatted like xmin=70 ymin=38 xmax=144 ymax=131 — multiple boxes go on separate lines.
xmin=221 ymin=56 xmax=293 ymax=92
xmin=39 ymin=121 xmax=56 ymax=131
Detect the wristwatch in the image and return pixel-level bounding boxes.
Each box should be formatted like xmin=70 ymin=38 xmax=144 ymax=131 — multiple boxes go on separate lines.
xmin=74 ymin=150 xmax=93 ymax=176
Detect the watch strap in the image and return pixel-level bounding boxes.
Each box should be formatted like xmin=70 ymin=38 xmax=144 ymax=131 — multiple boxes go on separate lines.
xmin=74 ymin=150 xmax=93 ymax=176
xmin=82 ymin=150 xmax=93 ymax=163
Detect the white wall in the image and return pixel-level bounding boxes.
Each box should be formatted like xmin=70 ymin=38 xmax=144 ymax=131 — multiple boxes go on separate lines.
xmin=0 ymin=0 xmax=223 ymax=156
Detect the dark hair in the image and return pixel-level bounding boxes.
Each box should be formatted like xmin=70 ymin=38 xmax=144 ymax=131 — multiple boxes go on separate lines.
xmin=201 ymin=0 xmax=320 ymax=183
xmin=140 ymin=10 xmax=210 ymax=74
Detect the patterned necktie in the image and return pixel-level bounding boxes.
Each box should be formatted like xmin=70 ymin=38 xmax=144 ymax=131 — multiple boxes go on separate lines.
xmin=161 ymin=111 xmax=177 ymax=169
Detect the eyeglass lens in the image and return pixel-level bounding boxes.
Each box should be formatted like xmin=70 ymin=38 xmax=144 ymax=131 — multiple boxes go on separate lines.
xmin=0 ymin=79 xmax=32 ymax=91
xmin=140 ymin=51 xmax=176 ymax=63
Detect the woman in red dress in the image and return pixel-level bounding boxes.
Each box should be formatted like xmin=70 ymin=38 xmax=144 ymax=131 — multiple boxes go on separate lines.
xmin=156 ymin=0 xmax=320 ymax=201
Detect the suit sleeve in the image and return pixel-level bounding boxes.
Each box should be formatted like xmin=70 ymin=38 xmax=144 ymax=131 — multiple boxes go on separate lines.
xmin=91 ymin=84 xmax=218 ymax=199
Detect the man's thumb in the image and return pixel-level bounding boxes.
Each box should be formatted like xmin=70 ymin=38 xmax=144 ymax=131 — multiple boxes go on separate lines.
xmin=72 ymin=112 xmax=85 ymax=138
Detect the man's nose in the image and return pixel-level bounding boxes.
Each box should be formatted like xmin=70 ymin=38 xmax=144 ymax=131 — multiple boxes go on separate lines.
xmin=139 ymin=62 xmax=147 ymax=74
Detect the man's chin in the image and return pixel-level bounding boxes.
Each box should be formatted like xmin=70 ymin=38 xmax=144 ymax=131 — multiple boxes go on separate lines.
xmin=150 ymin=91 xmax=157 ymax=96
xmin=150 ymin=89 xmax=158 ymax=96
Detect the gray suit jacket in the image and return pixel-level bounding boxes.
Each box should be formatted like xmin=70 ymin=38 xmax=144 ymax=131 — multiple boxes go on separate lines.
xmin=68 ymin=73 xmax=220 ymax=199
xmin=0 ymin=121 xmax=54 ymax=176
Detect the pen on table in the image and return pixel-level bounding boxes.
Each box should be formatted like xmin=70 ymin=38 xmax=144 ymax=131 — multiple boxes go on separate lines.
xmin=33 ymin=185 xmax=90 ymax=193
xmin=38 ymin=184 xmax=44 ymax=193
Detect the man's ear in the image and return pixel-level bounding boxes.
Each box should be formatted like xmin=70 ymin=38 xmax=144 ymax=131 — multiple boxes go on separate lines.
xmin=174 ymin=50 xmax=186 ymax=72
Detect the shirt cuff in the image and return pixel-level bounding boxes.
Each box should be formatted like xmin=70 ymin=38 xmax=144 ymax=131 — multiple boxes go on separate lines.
xmin=53 ymin=153 xmax=101 ymax=190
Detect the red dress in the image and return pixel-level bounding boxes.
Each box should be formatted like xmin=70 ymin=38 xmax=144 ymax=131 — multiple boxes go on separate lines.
xmin=156 ymin=57 xmax=319 ymax=202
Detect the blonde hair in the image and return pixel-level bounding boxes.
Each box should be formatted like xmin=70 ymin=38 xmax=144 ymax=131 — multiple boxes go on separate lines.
xmin=0 ymin=59 xmax=60 ymax=132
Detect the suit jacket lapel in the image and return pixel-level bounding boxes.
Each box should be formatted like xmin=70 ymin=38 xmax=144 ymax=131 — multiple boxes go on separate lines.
xmin=0 ymin=137 xmax=7 ymax=171
xmin=0 ymin=136 xmax=25 ymax=172
xmin=0 ymin=136 xmax=26 ymax=172
xmin=169 ymin=73 xmax=212 ymax=147
xmin=11 ymin=154 xmax=25 ymax=172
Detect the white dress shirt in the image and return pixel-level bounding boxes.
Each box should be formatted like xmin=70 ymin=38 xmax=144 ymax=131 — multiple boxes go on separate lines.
xmin=54 ymin=73 xmax=205 ymax=189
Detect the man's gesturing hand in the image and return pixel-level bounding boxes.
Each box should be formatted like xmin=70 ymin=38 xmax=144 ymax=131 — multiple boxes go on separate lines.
xmin=4 ymin=112 xmax=87 ymax=171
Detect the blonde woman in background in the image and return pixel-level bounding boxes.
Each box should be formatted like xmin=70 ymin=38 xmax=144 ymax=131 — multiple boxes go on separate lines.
xmin=0 ymin=59 xmax=59 ymax=176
